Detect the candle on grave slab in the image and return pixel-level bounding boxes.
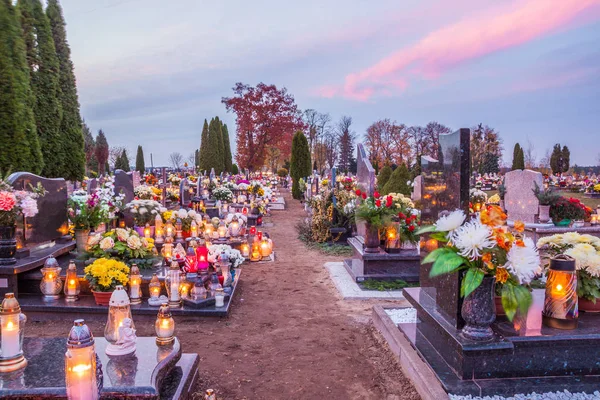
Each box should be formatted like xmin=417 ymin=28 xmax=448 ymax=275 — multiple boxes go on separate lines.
xmin=1 ymin=315 xmax=20 ymax=357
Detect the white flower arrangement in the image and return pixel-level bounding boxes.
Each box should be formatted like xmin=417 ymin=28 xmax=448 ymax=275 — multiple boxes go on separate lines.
xmin=207 ymin=244 xmax=244 ymax=268
xmin=212 ymin=187 xmax=233 ymax=202
xmin=469 ymin=188 xmax=488 ymax=204
xmin=134 ymin=185 xmax=154 ymax=200
xmin=434 ymin=210 xmax=466 ymax=233
xmin=125 ymin=199 xmax=163 ymax=226
xmin=451 ymin=220 xmax=495 ymax=260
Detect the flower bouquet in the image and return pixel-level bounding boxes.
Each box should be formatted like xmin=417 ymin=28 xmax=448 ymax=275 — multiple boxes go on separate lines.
xmin=212 ymin=187 xmax=233 ymax=202
xmin=537 ymin=233 xmax=600 ymax=308
xmin=84 ymin=258 xmax=130 ymax=305
xmin=86 ymin=228 xmax=159 ymax=269
xmin=550 ymin=197 xmax=590 ymax=226
xmin=354 ymin=189 xmax=394 ymax=252
xmin=134 ymin=185 xmax=154 ymax=200
xmin=418 ymin=206 xmax=541 ymax=338
xmin=469 ymin=188 xmax=488 ymax=212
xmin=164 ymin=208 xmax=203 ymax=234
xmin=207 ymin=244 xmax=244 ymax=268
xmin=124 ymin=199 xmax=165 ymax=231
xmin=68 ymin=190 xmax=107 ymax=231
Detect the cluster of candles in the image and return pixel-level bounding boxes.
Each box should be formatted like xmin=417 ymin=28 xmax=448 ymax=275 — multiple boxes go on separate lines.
xmin=39 ymin=258 xmax=81 ymax=302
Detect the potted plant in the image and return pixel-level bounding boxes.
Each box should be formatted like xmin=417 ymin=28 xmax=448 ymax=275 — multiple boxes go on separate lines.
xmin=549 ymin=197 xmax=587 ymax=227
xmin=0 ymin=173 xmax=45 ymax=264
xmin=537 ymin=233 xmax=600 ymax=312
xmin=84 ymin=258 xmax=130 ymax=305
xmin=163 ymin=209 xmax=204 ymax=238
xmin=86 ymin=227 xmax=159 ymax=269
xmin=386 ymin=192 xmax=421 ymax=250
xmin=68 ymin=190 xmax=107 ymax=253
xmin=418 ymin=206 xmax=541 ymax=340
xmin=124 ymin=199 xmax=164 ymax=236
xmin=532 ymin=182 xmax=559 ymax=223
xmin=469 ymin=188 xmax=488 ymax=213
xmin=212 ymin=187 xmax=234 ymax=202
xmin=355 ymin=190 xmax=394 ymax=253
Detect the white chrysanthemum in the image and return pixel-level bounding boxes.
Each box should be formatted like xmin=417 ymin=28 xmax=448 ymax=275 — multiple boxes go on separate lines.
xmin=435 ymin=210 xmax=466 ymax=233
xmin=138 ymin=207 xmax=147 ymax=215
xmin=565 ymin=243 xmax=599 ymax=271
xmin=504 ymin=237 xmax=541 ymax=284
xmin=115 ymin=228 xmax=129 ymax=242
xmin=177 ymin=209 xmax=188 ymax=219
xmin=562 ymin=232 xmax=581 ymax=245
xmin=99 ymin=237 xmax=115 ymax=251
xmin=127 ymin=235 xmax=142 ymax=250
xmin=584 ymin=254 xmax=600 ymax=277
xmin=451 ymin=220 xmax=495 ymax=260
xmin=188 ymin=210 xmax=197 ymax=218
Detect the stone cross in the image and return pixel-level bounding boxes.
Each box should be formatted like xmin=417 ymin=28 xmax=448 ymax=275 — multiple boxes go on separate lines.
xmin=504 ymin=169 xmax=543 ymax=223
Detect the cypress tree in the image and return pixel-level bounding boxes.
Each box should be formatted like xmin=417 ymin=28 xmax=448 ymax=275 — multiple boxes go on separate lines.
xmin=290 ymin=131 xmax=311 ymax=199
xmin=94 ymin=130 xmax=108 ymax=175
xmin=198 ymin=119 xmax=209 ymax=172
xmin=194 ymin=149 xmax=199 ymax=169
xmin=517 ymin=147 xmax=525 ymax=170
xmin=115 ymin=149 xmax=129 ymax=172
xmin=382 ymin=164 xmax=411 ymax=196
xmin=231 ymin=164 xmax=239 ymax=175
xmin=46 ymin=0 xmax=85 ymax=181
xmin=0 ymin=0 xmax=43 ymax=173
xmin=205 ymin=117 xmax=223 ymax=173
xmin=135 ymin=145 xmax=145 ymax=173
xmin=222 ymin=123 xmax=233 ymax=173
xmin=377 ymin=165 xmax=393 ymax=191
xmin=82 ymin=119 xmax=95 ymax=175
xmin=512 ymin=143 xmax=522 ymax=170
xmin=215 ymin=117 xmax=225 ymax=173
xmin=561 ymin=145 xmax=570 ymax=173
xmin=18 ymin=0 xmax=62 ymax=177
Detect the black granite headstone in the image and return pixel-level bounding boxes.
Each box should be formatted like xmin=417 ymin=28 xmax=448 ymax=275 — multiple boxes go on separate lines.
xmin=8 ymin=172 xmax=69 ymax=248
xmin=418 ymin=128 xmax=470 ymax=328
xmin=114 ymin=170 xmax=134 ymax=204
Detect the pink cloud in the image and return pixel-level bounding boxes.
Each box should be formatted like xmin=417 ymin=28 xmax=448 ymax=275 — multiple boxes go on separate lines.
xmin=321 ymin=0 xmax=600 ymax=101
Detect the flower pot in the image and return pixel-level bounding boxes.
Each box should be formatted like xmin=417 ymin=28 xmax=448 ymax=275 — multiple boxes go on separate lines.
xmin=538 ymin=205 xmax=551 ymax=223
xmin=0 ymin=225 xmax=17 ymax=265
xmin=554 ymin=219 xmax=571 ymax=227
xmin=461 ymin=276 xmax=496 ymax=341
xmin=92 ymin=290 xmax=113 ymax=306
xmin=364 ymin=224 xmax=381 ymax=253
xmin=75 ymin=229 xmax=90 ymax=254
xmin=578 ymin=297 xmax=600 ymax=312
xmin=573 ymin=220 xmax=585 ymax=228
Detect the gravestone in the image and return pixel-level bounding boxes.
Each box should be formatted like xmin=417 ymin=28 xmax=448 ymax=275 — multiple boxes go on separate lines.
xmin=411 ymin=175 xmax=422 ymax=202
xmin=418 ymin=128 xmax=470 ymax=327
xmin=209 ymin=168 xmax=215 ymax=181
xmin=504 ymin=169 xmax=543 ymax=223
xmin=179 ymin=178 xmax=188 ymax=206
xmin=132 ymin=171 xmax=141 ymax=187
xmin=356 ymin=143 xmax=376 ymax=238
xmin=114 ymin=170 xmax=134 ymax=204
xmin=8 ymin=172 xmax=69 ymax=248
xmin=86 ymin=178 xmax=98 ymax=194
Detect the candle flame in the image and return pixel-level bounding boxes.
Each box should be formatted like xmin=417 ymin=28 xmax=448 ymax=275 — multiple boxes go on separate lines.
xmin=71 ymin=363 xmax=92 ymax=375
xmin=6 ymin=321 xmax=14 ymax=329
xmin=69 ymin=279 xmax=76 ymax=285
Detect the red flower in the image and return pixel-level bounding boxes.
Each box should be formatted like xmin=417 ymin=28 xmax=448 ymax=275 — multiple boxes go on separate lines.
xmin=408 ymin=225 xmax=415 ymax=232
xmin=355 ymin=189 xmax=361 ymax=196
xmin=405 ymin=218 xmax=411 ymax=225
xmin=398 ymin=212 xmax=406 ymax=219
xmin=362 ymin=193 xmax=367 ymax=199
xmin=385 ymin=196 xmax=393 ymax=207
xmin=375 ymin=199 xmax=382 ymax=207
xmin=374 ymin=191 xmax=380 ymax=198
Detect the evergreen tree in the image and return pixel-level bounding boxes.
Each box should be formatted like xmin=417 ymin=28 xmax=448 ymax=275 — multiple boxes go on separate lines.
xmin=215 ymin=117 xmax=225 ymax=173
xmin=0 ymin=0 xmax=43 ymax=173
xmin=194 ymin=149 xmax=199 ymax=169
xmin=198 ymin=119 xmax=209 ymax=171
xmin=115 ymin=149 xmax=129 ymax=172
xmin=94 ymin=129 xmax=109 ymax=175
xmin=377 ymin=165 xmax=393 ymax=191
xmin=204 ymin=117 xmax=223 ymax=173
xmin=482 ymin=153 xmax=500 ymax=174
xmin=46 ymin=0 xmax=85 ymax=181
xmin=290 ymin=131 xmax=311 ymax=199
xmin=18 ymin=0 xmax=62 ymax=177
xmin=82 ymin=119 xmax=95 ymax=175
xmin=518 ymin=147 xmax=525 ymax=170
xmin=382 ymin=164 xmax=411 ymax=196
xmin=222 ymin=123 xmax=233 ymax=172
xmin=135 ymin=145 xmax=145 ymax=173
xmin=512 ymin=143 xmax=523 ymax=170
xmin=231 ymin=164 xmax=239 ymax=175
xmin=561 ymin=145 xmax=570 ymax=173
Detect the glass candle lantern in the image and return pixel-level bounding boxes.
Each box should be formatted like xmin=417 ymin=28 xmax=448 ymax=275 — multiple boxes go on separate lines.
xmin=162 ymin=236 xmax=174 ymax=261
xmin=240 ymin=240 xmax=250 ymax=258
xmin=144 ymin=223 xmax=151 ymax=239
xmin=256 ymin=231 xmax=263 ymax=242
xmin=259 ymin=239 xmax=272 ymax=258
xmin=65 ymin=319 xmax=99 ymax=400
xmin=64 ymin=260 xmax=80 ymax=302
xmin=149 ymin=274 xmax=161 ymax=300
xmin=179 ymin=272 xmax=192 ymax=299
xmin=0 ymin=293 xmax=27 ymax=372
xmin=242 ymin=206 xmax=248 ymax=216
xmin=215 ymin=288 xmax=225 ymax=307
xmin=591 ymin=214 xmax=599 ymax=226
xmin=217 ymin=221 xmax=228 ymax=238
xmin=40 ymin=256 xmax=63 ymax=300
xmin=385 ymin=224 xmax=401 ymax=254
xmin=165 ymin=261 xmax=182 ymax=307
xmin=165 ymin=222 xmax=174 ymax=238
xmin=155 ymin=304 xmax=175 ymax=345
xmin=195 ymin=241 xmax=210 ymax=270
xmin=543 ymin=255 xmax=578 ymax=330
xmin=229 ymin=215 xmax=241 ymax=237
xmin=185 ymin=246 xmax=197 ymax=273
xmin=204 ymin=224 xmax=214 ymax=240
xmin=119 ymin=220 xmax=126 ymax=228
xmin=249 ymin=225 xmax=256 ymax=236
xmin=190 ymin=220 xmax=198 ymax=238
xmin=250 ymin=243 xmax=261 ymax=262
xmin=129 ymin=264 xmax=142 ymax=305
xmin=104 ymin=286 xmax=136 ymax=356
xmin=175 ymin=218 xmax=183 ymax=233
xmin=155 ymin=214 xmax=163 ymax=237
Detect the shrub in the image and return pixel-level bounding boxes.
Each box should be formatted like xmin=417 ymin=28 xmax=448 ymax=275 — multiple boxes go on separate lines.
xmin=382 ymin=164 xmax=411 ymax=195
xmin=377 ymin=166 xmax=392 ymax=191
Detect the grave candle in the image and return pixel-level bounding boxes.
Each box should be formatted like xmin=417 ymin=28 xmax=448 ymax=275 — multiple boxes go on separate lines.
xmin=165 ymin=222 xmax=174 ymax=237
xmin=149 ymin=274 xmax=161 ymax=299
xmin=65 ymin=319 xmax=99 ymax=400
xmin=217 ymin=221 xmax=228 ymax=238
xmin=250 ymin=243 xmax=261 ymax=262
xmin=0 ymin=293 xmax=27 ymax=372
xmin=64 ymin=261 xmax=80 ymax=302
xmin=249 ymin=225 xmax=256 ymax=236
xmin=129 ymin=265 xmax=142 ymax=305
xmin=229 ymin=216 xmax=241 ymax=237
xmin=256 ymin=231 xmax=263 ymax=242
xmin=543 ymin=255 xmax=578 ymax=330
xmin=40 ymin=257 xmax=62 ymax=300
xmin=104 ymin=286 xmax=136 ymax=356
xmin=240 ymin=241 xmax=250 ymax=258
xmin=190 ymin=220 xmax=198 ymax=238
xmin=260 ymin=239 xmax=272 ymax=258
xmin=166 ymin=261 xmax=181 ymax=307
xmin=195 ymin=242 xmax=210 ymax=270
xmin=215 ymin=288 xmax=225 ymax=307
xmin=385 ymin=224 xmax=400 ymax=253
xmin=155 ymin=304 xmax=175 ymax=345
xmin=144 ymin=223 xmax=151 ymax=239
xmin=185 ymin=246 xmax=197 ymax=273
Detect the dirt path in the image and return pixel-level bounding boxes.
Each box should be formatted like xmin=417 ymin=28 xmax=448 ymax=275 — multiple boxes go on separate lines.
xmin=27 ymin=190 xmax=420 ymax=400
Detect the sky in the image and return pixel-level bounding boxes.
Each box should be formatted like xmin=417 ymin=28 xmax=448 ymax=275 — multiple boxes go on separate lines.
xmin=60 ymin=0 xmax=600 ymax=167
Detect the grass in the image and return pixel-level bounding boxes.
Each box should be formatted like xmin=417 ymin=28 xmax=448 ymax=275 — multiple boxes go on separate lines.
xmin=487 ymin=190 xmax=600 ymax=210
xmin=359 ymin=279 xmax=418 ymax=291
xmin=296 ymin=219 xmax=353 ymax=257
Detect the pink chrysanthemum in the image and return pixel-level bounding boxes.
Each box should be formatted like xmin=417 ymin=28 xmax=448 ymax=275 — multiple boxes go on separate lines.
xmin=0 ymin=191 xmax=16 ymax=212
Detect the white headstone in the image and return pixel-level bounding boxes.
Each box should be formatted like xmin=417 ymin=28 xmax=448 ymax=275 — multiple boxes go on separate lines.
xmin=504 ymin=169 xmax=543 ymax=223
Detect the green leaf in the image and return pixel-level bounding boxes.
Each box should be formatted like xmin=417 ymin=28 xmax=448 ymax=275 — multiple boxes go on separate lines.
xmin=501 ymin=285 xmax=518 ymax=321
xmin=415 ymin=225 xmax=437 ymax=235
xmin=422 ymin=247 xmax=452 ymax=264
xmin=430 ymin=252 xmax=464 ymax=277
xmin=513 ymin=285 xmax=533 ymax=317
xmin=461 ymin=268 xmax=484 ymax=298
xmin=429 ymin=232 xmax=449 ymax=242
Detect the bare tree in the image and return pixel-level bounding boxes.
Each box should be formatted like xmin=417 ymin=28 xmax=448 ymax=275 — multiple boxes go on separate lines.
xmin=303 ymin=109 xmax=331 ymax=154
xmin=109 ymin=146 xmax=127 ymax=167
xmin=337 ymin=116 xmax=355 ymax=172
xmin=186 ymin=153 xmax=196 ymax=167
xmin=524 ymin=139 xmax=536 ymax=169
xmin=169 ymin=152 xmax=184 ymax=169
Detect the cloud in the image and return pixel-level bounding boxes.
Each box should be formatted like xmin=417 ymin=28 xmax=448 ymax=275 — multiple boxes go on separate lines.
xmin=319 ymin=0 xmax=600 ymax=101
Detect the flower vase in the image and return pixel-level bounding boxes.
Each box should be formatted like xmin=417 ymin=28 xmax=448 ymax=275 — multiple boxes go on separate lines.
xmin=0 ymin=225 xmax=17 ymax=265
xmin=75 ymin=229 xmax=90 ymax=254
xmin=92 ymin=290 xmax=113 ymax=306
xmin=538 ymin=205 xmax=551 ymax=223
xmin=364 ymin=224 xmax=381 ymax=253
xmin=461 ymin=276 xmax=496 ymax=341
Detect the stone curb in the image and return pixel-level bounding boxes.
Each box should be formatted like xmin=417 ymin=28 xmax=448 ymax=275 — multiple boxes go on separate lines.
xmin=372 ymin=305 xmax=449 ymax=400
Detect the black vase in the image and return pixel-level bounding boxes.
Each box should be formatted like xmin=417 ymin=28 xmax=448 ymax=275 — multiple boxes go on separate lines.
xmin=461 ymin=275 xmax=496 ymax=341
xmin=0 ymin=225 xmax=17 ymax=265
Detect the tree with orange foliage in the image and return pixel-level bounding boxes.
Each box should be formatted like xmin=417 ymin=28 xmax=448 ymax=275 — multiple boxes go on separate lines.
xmin=222 ymin=83 xmax=305 ymax=171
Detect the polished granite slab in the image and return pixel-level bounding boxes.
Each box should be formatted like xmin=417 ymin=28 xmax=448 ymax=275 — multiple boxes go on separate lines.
xmin=0 ymin=337 xmax=199 ymax=399
xmin=399 ymin=287 xmax=600 ymax=396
